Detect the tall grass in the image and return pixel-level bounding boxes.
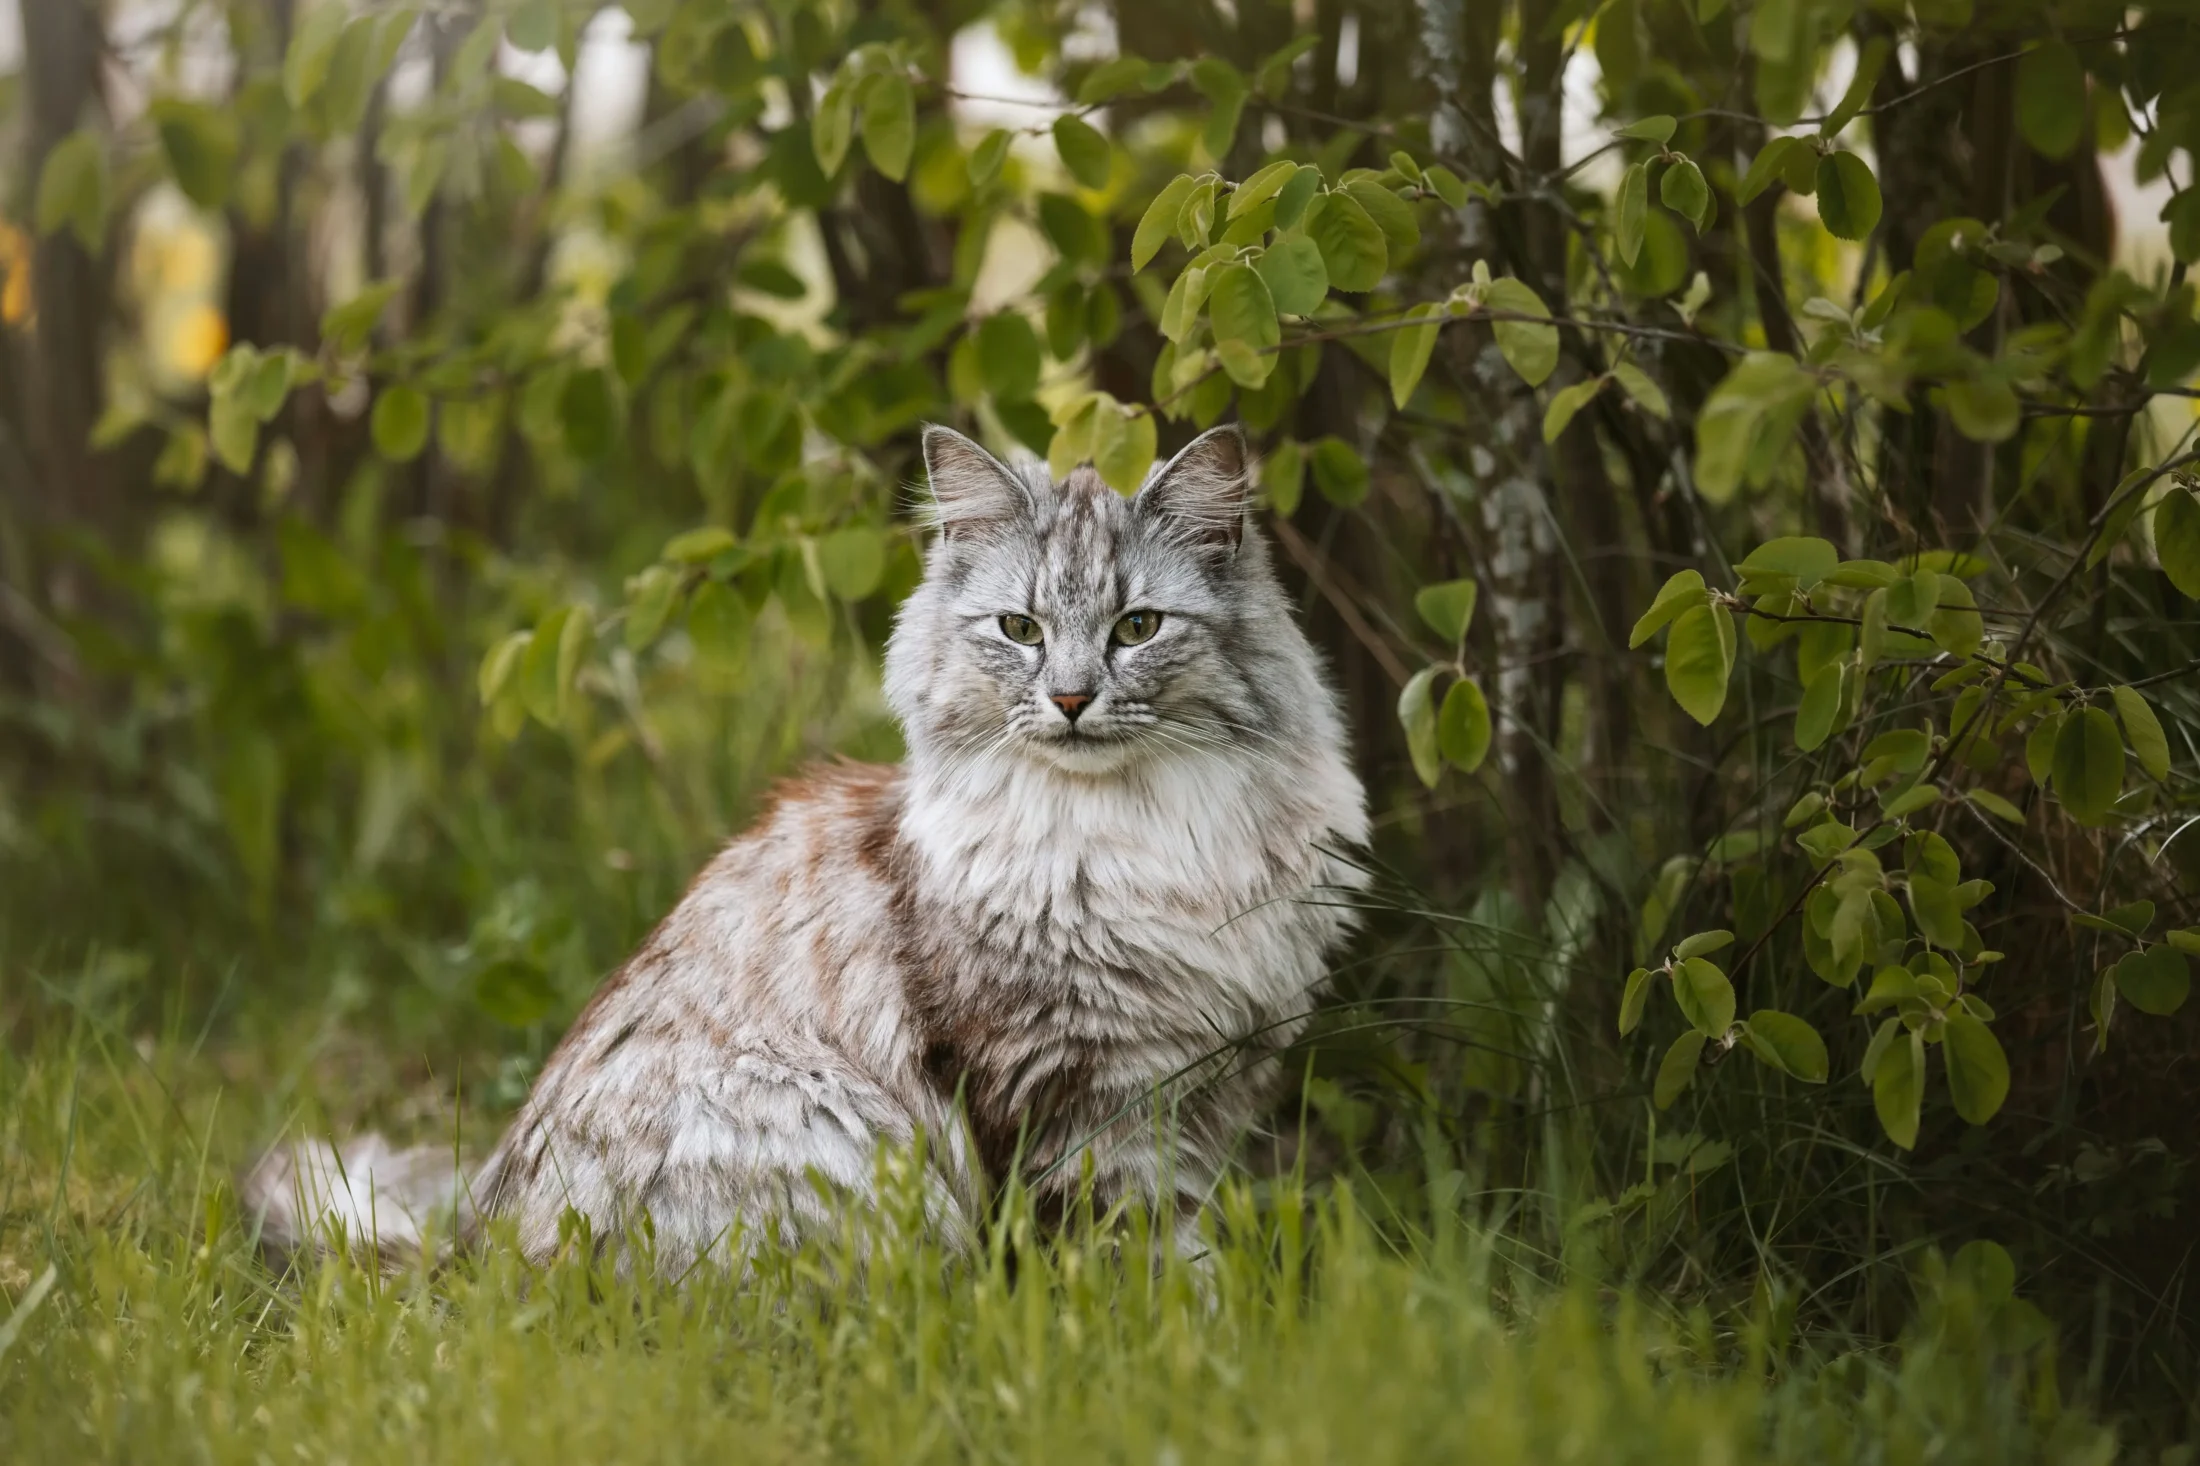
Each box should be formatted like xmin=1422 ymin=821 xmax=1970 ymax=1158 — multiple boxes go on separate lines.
xmin=0 ymin=1009 xmax=2124 ymax=1464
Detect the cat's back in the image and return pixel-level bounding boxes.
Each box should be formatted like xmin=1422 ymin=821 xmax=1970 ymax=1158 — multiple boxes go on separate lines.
xmin=474 ymin=760 xmax=943 ymax=1261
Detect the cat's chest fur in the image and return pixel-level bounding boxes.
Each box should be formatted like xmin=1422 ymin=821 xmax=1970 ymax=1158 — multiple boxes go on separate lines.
xmin=888 ymin=752 xmax=1361 ymax=1188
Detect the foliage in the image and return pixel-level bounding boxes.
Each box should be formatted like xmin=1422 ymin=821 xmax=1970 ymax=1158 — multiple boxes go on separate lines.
xmin=3 ymin=0 xmax=2200 ymax=1442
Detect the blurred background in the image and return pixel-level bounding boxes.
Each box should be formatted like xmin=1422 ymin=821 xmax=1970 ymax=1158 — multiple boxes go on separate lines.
xmin=1 ymin=0 xmax=2197 ymax=1434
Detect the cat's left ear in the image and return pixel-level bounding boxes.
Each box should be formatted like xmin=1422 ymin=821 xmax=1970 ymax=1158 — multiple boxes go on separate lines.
xmin=1135 ymin=425 xmax=1252 ymax=551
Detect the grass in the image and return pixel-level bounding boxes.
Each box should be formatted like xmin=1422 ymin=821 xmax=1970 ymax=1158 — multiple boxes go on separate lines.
xmin=0 ymin=998 xmax=2131 ymax=1465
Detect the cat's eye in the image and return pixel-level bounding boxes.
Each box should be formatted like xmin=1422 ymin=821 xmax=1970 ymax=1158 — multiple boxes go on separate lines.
xmin=999 ymin=614 xmax=1044 ymax=645
xmin=1112 ymin=610 xmax=1162 ymax=646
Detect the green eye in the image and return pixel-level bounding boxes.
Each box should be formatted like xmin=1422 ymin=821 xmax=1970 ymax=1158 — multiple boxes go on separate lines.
xmin=1112 ymin=610 xmax=1162 ymax=646
xmin=1000 ymin=614 xmax=1044 ymax=645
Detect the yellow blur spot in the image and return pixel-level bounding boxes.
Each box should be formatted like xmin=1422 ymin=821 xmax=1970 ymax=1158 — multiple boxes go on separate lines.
xmin=166 ymin=302 xmax=230 ymax=381
xmin=0 ymin=221 xmax=33 ymax=327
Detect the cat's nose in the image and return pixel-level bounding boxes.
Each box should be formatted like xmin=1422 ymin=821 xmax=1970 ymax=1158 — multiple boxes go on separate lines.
xmin=1049 ymin=692 xmax=1094 ymax=723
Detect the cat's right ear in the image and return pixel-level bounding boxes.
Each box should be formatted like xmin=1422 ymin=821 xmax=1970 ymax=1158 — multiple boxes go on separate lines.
xmin=920 ymin=426 xmax=1029 ymax=539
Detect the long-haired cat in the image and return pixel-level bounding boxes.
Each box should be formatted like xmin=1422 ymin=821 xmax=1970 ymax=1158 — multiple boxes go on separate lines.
xmin=247 ymin=425 xmax=1368 ymax=1272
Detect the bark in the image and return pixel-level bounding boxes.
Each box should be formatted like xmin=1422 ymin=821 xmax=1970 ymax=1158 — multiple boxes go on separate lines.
xmin=18 ymin=0 xmax=110 ymax=534
xmin=1419 ymin=0 xmax=1565 ymax=912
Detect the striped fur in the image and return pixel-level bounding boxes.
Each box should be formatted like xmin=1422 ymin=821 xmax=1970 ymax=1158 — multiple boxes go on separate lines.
xmin=247 ymin=426 xmax=1368 ymax=1273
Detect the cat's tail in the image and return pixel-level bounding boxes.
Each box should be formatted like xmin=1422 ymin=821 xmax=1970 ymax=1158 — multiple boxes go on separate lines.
xmin=241 ymin=1133 xmax=473 ymax=1268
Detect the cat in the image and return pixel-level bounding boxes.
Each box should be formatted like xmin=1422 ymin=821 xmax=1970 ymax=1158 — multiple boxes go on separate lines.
xmin=246 ymin=424 xmax=1369 ymax=1274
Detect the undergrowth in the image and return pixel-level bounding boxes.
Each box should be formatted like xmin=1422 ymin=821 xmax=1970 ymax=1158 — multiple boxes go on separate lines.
xmin=0 ymin=998 xmax=2136 ymax=1464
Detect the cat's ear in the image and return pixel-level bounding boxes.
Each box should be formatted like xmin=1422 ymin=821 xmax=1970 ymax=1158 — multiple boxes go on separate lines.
xmin=1135 ymin=425 xmax=1252 ymax=551
xmin=920 ymin=425 xmax=1030 ymax=538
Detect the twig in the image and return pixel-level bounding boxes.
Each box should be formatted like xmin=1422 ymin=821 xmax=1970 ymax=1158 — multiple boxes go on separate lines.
xmin=1268 ymin=516 xmax=1413 ymax=686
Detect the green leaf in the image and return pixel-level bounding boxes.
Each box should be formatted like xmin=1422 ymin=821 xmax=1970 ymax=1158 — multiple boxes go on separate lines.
xmin=664 ymin=525 xmax=738 ymax=563
xmin=479 ymin=630 xmax=530 ymax=706
xmin=554 ymin=604 xmax=593 ymax=723
xmin=370 ymin=385 xmax=430 ymax=463
xmin=624 ymin=566 xmax=681 ymax=651
xmin=1665 ymin=603 xmax=1735 ymax=726
xmin=1077 ymin=55 xmax=1162 ymax=105
xmin=817 ymin=526 xmax=887 ymax=600
xmin=1872 ymin=1029 xmax=1925 ymax=1149
xmin=686 ymin=580 xmax=752 ymax=670
xmin=1854 ymin=965 xmax=1918 ymax=1016
xmin=152 ymin=98 xmax=238 ymax=212
xmin=35 ymin=128 xmax=109 ymax=252
xmin=1437 ymin=677 xmax=1492 ymax=773
xmin=1093 ymin=407 xmax=1157 ymax=495
xmin=1209 ymin=264 xmax=1281 ymax=352
xmin=1943 ymin=1013 xmax=2010 ymax=1125
xmin=1820 ymin=36 xmax=1889 ymax=137
xmin=321 ymin=281 xmax=398 ymax=354
xmin=1133 ymin=176 xmax=1198 ymax=271
xmin=1273 ymin=166 xmax=1324 ymax=230
xmin=860 ymin=73 xmax=916 ymax=182
xmin=1189 ymin=57 xmax=1248 ymax=157
xmin=1542 ymin=378 xmax=1603 ymax=443
xmin=209 ymin=396 xmax=258 ymax=474
xmin=1654 ymin=1030 xmax=1706 ymax=1109
xmin=1414 ymin=579 xmax=1479 ymax=644
xmin=284 ymin=0 xmax=350 ymax=107
xmin=2112 ymin=685 xmax=2171 ymax=781
xmin=2052 ymin=706 xmax=2126 ymax=823
xmin=1926 ymin=576 xmax=1984 ymax=658
xmin=1052 ymin=114 xmax=1112 ymax=190
xmin=1630 ymin=569 xmax=1709 ymax=648
xmin=2156 ymin=488 xmax=2200 ymax=598
xmin=1481 ymin=278 xmax=1559 ymax=387
xmin=1424 ymin=165 xmax=1468 ymax=209
xmin=1616 ymin=115 xmax=1677 ymax=144
xmin=1742 ymin=1011 xmax=1829 ymax=1083
xmin=1737 ymin=135 xmax=1808 ymax=206
xmin=2016 ymin=41 xmax=2086 ymax=161
xmin=1231 ymin=159 xmax=1300 ymax=218
xmin=977 ymin=312 xmax=1042 ymax=402
xmin=1308 ymin=192 xmax=1388 ymax=292
xmin=1674 ymin=930 xmax=1735 ymax=960
xmin=1398 ymin=667 xmax=1441 ymax=788
xmin=1951 ymin=1240 xmax=2017 ymax=1305
xmin=1309 ymin=436 xmax=1368 ymax=507
xmin=1255 ymin=233 xmax=1329 ymax=316
xmin=1261 ymin=440 xmax=1304 ymax=517
xmin=1943 ymin=378 xmax=2020 ymax=443
xmin=1794 ymin=665 xmax=1843 ymax=751
xmin=1737 ymin=535 xmax=1839 ymax=589
xmin=1659 ymin=158 xmax=1712 ymax=230
xmin=2115 ymin=946 xmax=2191 ymax=1015
xmin=560 ymin=367 xmax=619 ymax=464
xmin=812 ymin=79 xmax=855 ymax=176
xmin=1673 ymin=956 xmax=1736 ymax=1037
xmin=1616 ymin=162 xmax=1649 ymax=266
xmin=1620 ymin=967 xmax=1653 ymax=1035
xmin=2025 ymin=710 xmax=2064 ymax=787
xmin=1341 ymin=179 xmax=1420 ymax=255
xmin=519 ymin=605 xmax=569 ymax=725
xmin=1815 ymin=152 xmax=1882 ymax=241
xmin=1909 ymin=874 xmax=1966 ymax=950
xmin=969 ymin=129 xmax=1013 ymax=188
xmin=1388 ymin=303 xmax=1443 ymax=408
xmin=1968 ymin=788 xmax=2025 ymax=823
xmin=1611 ymin=362 xmax=1669 ymax=419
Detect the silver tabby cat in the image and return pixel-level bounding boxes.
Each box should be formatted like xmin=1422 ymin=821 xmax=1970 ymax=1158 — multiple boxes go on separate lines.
xmin=247 ymin=425 xmax=1368 ymax=1272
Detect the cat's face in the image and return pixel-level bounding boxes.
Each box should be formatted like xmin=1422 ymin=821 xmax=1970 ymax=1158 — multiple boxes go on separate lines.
xmin=885 ymin=425 xmax=1303 ymax=777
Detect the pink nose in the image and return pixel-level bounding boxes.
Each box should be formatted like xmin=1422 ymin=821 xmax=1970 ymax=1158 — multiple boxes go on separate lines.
xmin=1050 ymin=693 xmax=1093 ymax=722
